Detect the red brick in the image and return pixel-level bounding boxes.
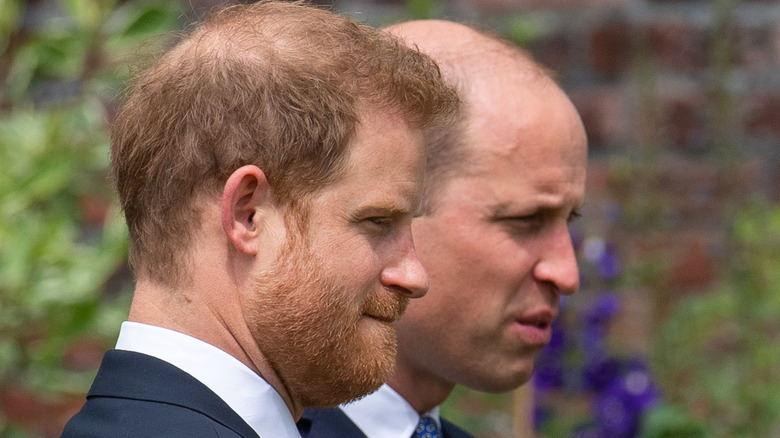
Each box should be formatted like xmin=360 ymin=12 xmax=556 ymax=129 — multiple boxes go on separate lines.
xmin=569 ymin=87 xmax=627 ymax=148
xmin=584 ymin=160 xmax=612 ymax=194
xmin=79 ymin=195 xmax=110 ymax=227
xmin=0 ymin=384 xmax=84 ymax=438
xmin=528 ymin=34 xmax=571 ymax=76
xmin=63 ymin=337 xmax=106 ymax=372
xmin=667 ymin=234 xmax=717 ymax=289
xmin=658 ymin=160 xmax=729 ymax=225
xmin=647 ymin=21 xmax=709 ymax=71
xmin=735 ymin=158 xmax=766 ymax=196
xmin=662 ymin=96 xmax=707 ymax=151
xmin=590 ymin=21 xmax=633 ymax=77
xmin=743 ymin=94 xmax=780 ymax=137
xmin=734 ymin=26 xmax=774 ymax=72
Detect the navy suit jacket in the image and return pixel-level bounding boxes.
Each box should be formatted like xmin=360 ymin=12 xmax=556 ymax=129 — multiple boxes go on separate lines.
xmin=61 ymin=349 xmax=261 ymax=438
xmin=298 ymin=407 xmax=475 ymax=438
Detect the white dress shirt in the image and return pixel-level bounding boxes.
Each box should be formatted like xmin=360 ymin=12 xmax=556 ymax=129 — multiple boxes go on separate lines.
xmin=340 ymin=384 xmax=441 ymax=438
xmin=115 ymin=321 xmax=301 ymax=438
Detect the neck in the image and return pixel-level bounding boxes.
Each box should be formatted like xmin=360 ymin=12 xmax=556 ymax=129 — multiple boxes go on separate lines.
xmin=127 ymin=276 xmax=304 ymax=419
xmin=386 ymin=362 xmax=456 ymax=414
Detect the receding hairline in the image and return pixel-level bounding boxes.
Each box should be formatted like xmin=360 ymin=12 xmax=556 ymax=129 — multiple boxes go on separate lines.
xmin=162 ymin=6 xmax=320 ymax=74
xmin=384 ymin=19 xmax=564 ymax=213
xmin=386 ymin=19 xmax=553 ymax=89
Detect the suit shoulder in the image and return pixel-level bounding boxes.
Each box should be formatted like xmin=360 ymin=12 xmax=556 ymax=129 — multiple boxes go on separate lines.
xmin=298 ymin=407 xmax=367 ymax=438
xmin=62 ymin=396 xmax=248 ymax=438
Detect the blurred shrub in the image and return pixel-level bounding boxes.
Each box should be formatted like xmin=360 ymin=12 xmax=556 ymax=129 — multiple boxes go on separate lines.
xmin=0 ymin=0 xmax=182 ymax=435
xmin=648 ymin=201 xmax=780 ymax=438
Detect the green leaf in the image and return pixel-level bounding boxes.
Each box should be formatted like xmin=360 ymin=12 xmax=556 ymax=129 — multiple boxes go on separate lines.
xmin=105 ymin=1 xmax=182 ymax=41
xmin=0 ymin=0 xmax=22 ymax=53
xmin=404 ymin=0 xmax=441 ymax=20
xmin=59 ymin=0 xmax=114 ymax=31
xmin=507 ymin=15 xmax=543 ymax=47
xmin=639 ymin=403 xmax=707 ymax=438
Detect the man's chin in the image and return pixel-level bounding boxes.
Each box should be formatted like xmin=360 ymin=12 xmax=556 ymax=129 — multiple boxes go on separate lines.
xmin=459 ymin=361 xmax=536 ymax=393
xmin=299 ymin=332 xmax=397 ymax=407
xmin=301 ymin=364 xmax=391 ymax=408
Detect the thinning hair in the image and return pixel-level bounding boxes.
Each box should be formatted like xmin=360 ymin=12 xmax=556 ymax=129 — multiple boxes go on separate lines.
xmin=393 ymin=22 xmax=554 ymax=214
xmin=112 ymin=1 xmax=459 ymax=286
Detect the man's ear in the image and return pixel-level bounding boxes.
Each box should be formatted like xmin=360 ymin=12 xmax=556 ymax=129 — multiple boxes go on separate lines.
xmin=221 ymin=165 xmax=270 ymax=255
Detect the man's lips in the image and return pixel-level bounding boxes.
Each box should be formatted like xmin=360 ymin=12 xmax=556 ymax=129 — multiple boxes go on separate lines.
xmin=363 ymin=313 xmax=397 ymax=323
xmin=516 ymin=309 xmax=555 ymax=328
xmin=361 ymin=296 xmax=409 ymax=323
xmin=513 ymin=309 xmax=556 ymax=346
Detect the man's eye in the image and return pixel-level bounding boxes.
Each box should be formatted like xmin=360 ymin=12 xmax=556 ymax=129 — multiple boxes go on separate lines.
xmin=500 ymin=215 xmax=544 ymax=234
xmin=363 ymin=217 xmax=397 ymax=232
xmin=507 ymin=215 xmax=540 ymax=225
xmin=360 ymin=217 xmax=400 ymax=237
xmin=568 ymin=210 xmax=583 ymax=224
xmin=367 ymin=217 xmax=392 ymax=226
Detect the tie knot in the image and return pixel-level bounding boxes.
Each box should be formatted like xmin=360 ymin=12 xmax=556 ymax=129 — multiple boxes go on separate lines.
xmin=413 ymin=416 xmax=442 ymax=438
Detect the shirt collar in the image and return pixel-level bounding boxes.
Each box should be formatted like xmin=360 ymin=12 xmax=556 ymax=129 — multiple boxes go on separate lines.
xmin=116 ymin=321 xmax=301 ymax=438
xmin=340 ymin=384 xmax=441 ymax=438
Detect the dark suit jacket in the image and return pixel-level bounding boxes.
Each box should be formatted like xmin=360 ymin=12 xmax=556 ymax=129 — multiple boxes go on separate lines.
xmin=298 ymin=407 xmax=475 ymax=438
xmin=61 ymin=349 xmax=261 ymax=438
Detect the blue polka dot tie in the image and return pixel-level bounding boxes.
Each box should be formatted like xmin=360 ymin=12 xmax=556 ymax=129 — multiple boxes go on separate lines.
xmin=412 ymin=416 xmax=442 ymax=438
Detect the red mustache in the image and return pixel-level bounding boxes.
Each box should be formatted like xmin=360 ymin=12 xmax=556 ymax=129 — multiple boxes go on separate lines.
xmin=361 ymin=293 xmax=409 ymax=323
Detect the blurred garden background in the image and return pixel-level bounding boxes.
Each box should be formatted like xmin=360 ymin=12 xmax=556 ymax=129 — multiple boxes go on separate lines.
xmin=1 ymin=0 xmax=779 ymax=436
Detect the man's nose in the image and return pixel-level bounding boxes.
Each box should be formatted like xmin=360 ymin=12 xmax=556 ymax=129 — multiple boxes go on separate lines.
xmin=380 ymin=232 xmax=429 ymax=299
xmin=533 ymin=222 xmax=580 ymax=295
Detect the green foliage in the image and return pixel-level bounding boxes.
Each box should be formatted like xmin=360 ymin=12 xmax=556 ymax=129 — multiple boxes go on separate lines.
xmin=505 ymin=16 xmax=543 ymax=47
xmin=640 ymin=403 xmax=707 ymax=438
xmin=0 ymin=0 xmax=182 ymax=434
xmin=650 ymin=201 xmax=780 ymax=437
xmin=0 ymin=104 xmax=128 ymax=390
xmin=404 ymin=0 xmax=442 ymax=20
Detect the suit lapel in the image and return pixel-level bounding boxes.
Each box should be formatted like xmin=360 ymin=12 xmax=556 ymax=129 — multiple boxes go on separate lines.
xmin=89 ymin=349 xmax=260 ymax=438
xmin=298 ymin=407 xmax=367 ymax=438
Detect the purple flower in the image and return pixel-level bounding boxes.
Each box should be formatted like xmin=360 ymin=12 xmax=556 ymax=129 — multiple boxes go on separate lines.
xmin=582 ymin=357 xmax=620 ymax=392
xmin=595 ymin=384 xmax=640 ymax=438
xmin=582 ymin=238 xmax=621 ymax=280
xmin=621 ymin=359 xmax=659 ymax=411
xmin=533 ymin=405 xmax=550 ymax=430
xmin=534 ymin=360 xmax=565 ymax=390
xmin=581 ymin=293 xmax=621 ymax=358
xmin=597 ymin=243 xmax=621 ymax=280
xmin=534 ymin=317 xmax=567 ymax=390
xmin=593 ymin=359 xmax=659 ymax=438
xmin=585 ymin=293 xmax=621 ymax=330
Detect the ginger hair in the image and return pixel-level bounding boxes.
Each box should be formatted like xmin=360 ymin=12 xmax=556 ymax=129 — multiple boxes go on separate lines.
xmin=111 ymin=1 xmax=459 ymax=285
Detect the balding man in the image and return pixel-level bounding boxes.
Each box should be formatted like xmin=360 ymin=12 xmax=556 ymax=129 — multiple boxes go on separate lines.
xmin=61 ymin=4 xmax=458 ymax=437
xmin=298 ymin=19 xmax=588 ymax=438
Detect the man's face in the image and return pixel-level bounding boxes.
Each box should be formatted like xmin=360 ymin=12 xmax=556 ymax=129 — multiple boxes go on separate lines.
xmin=245 ymin=104 xmax=429 ymax=407
xmin=394 ymin=77 xmax=587 ymax=393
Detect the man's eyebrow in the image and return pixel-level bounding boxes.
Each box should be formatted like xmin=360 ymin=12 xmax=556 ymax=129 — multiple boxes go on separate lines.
xmin=488 ymin=202 xmax=565 ymax=220
xmin=353 ymin=201 xmax=412 ymax=217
